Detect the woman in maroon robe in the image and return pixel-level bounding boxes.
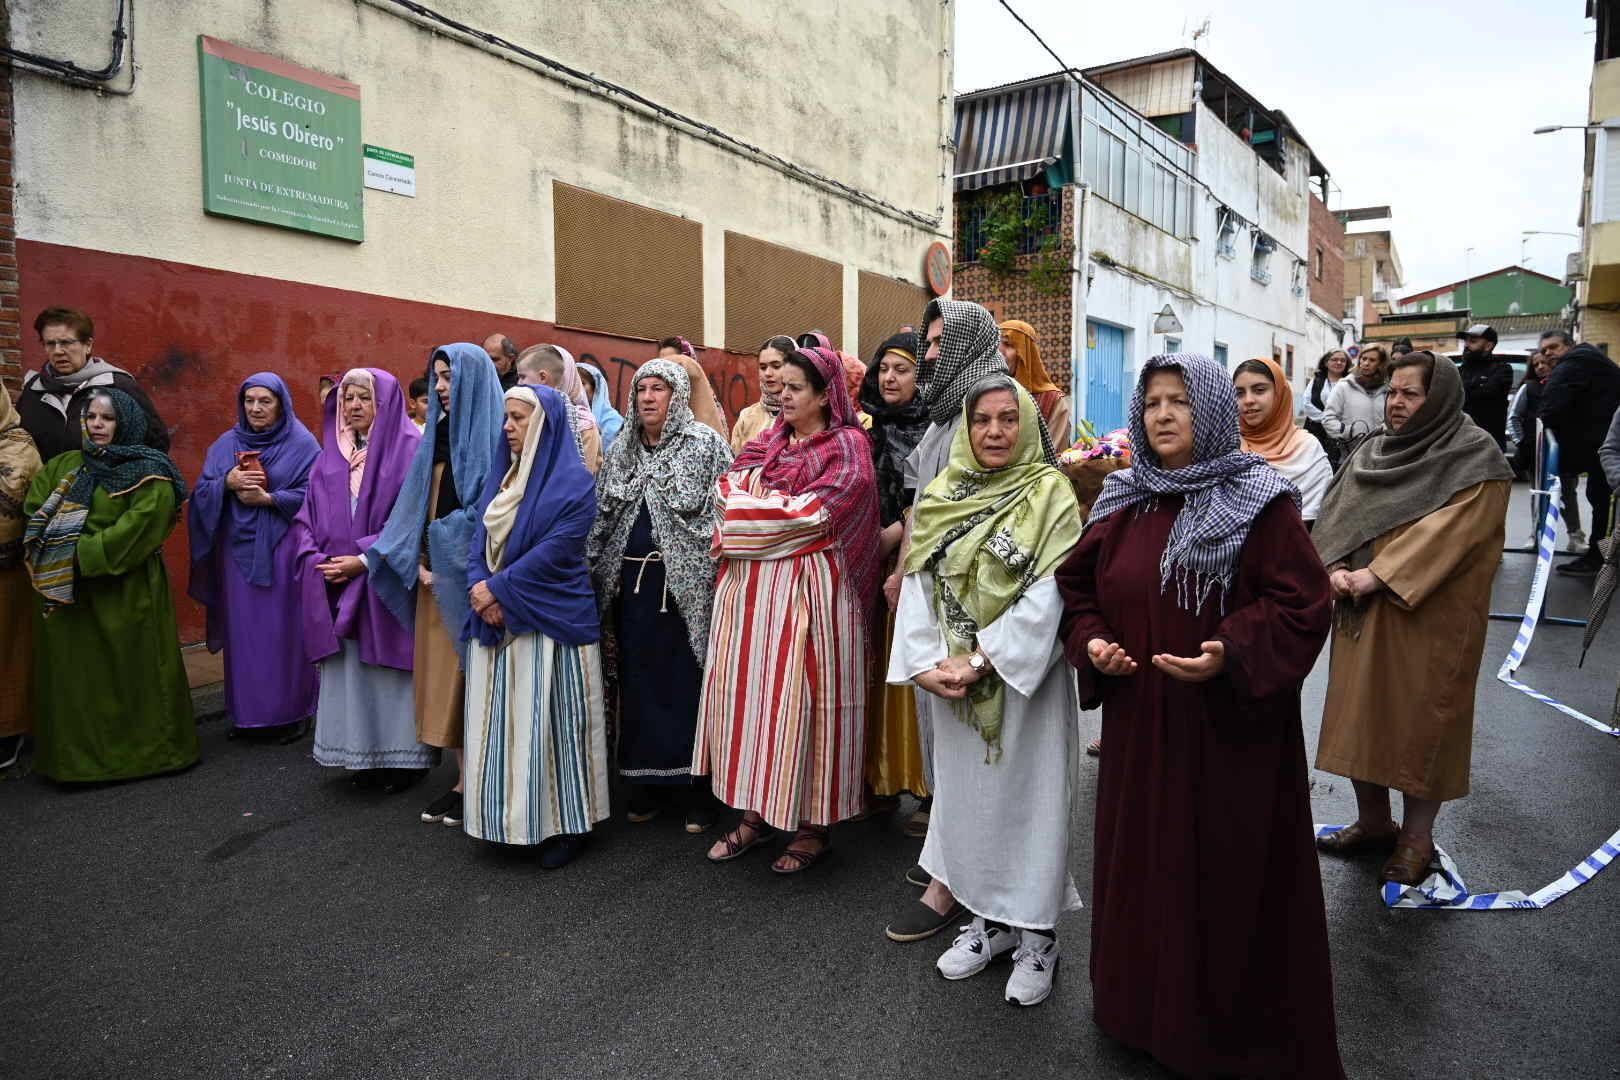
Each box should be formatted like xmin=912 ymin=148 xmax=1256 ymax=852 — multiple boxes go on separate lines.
xmin=1056 ymin=353 xmax=1344 ymax=1079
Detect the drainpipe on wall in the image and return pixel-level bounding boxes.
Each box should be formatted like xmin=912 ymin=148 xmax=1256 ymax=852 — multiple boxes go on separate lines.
xmin=1068 ymin=182 xmax=1090 ymax=447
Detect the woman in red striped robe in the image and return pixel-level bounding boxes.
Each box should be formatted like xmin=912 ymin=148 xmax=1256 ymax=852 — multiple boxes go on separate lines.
xmin=693 ymin=345 xmax=880 ymax=874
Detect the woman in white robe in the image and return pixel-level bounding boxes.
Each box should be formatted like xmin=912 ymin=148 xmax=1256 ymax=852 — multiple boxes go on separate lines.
xmin=889 ymin=374 xmax=1082 ymax=1008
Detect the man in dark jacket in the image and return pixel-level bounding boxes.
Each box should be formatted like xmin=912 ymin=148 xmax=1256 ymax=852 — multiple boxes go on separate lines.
xmin=1457 ymin=323 xmax=1513 ymax=450
xmin=18 ymin=306 xmax=169 ymax=461
xmin=1540 ymin=339 xmax=1620 ymax=574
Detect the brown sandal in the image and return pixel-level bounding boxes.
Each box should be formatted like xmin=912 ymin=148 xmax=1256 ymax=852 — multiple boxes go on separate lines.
xmin=1380 ymin=843 xmax=1436 ymax=885
xmin=1315 ymin=821 xmax=1400 ymax=855
xmin=772 ymin=825 xmax=831 ymax=875
xmin=706 ymin=815 xmax=772 ymax=863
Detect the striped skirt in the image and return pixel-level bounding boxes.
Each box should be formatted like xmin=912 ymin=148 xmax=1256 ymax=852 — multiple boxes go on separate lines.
xmin=693 ymin=548 xmax=868 ymax=831
xmin=462 ymin=632 xmax=610 ymax=846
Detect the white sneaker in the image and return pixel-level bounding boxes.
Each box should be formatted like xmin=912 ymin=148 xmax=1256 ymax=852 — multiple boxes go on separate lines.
xmin=935 ymin=916 xmax=1016 ymax=980
xmin=1569 ymin=529 xmax=1587 ymax=552
xmin=1004 ymin=931 xmax=1060 ymax=1006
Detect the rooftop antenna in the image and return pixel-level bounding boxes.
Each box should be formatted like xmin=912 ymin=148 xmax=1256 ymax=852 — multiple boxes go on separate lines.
xmin=1191 ymin=17 xmax=1211 ymax=47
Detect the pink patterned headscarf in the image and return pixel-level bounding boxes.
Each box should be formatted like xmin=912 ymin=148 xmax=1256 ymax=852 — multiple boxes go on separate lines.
xmin=729 ymin=346 xmax=881 ymax=604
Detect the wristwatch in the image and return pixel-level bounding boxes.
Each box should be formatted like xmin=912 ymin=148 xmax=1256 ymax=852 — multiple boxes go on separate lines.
xmin=968 ymin=651 xmax=988 ymax=673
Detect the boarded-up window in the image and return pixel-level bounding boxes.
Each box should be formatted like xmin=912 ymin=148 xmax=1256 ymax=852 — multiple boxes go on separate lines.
xmin=725 ymin=232 xmax=842 ymax=353
xmin=554 ymin=182 xmax=703 ymax=343
xmin=858 ymin=271 xmax=930 ymax=359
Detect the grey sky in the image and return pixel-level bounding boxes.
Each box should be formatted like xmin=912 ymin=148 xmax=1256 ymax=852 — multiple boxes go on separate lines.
xmin=954 ymin=0 xmax=1591 ymax=303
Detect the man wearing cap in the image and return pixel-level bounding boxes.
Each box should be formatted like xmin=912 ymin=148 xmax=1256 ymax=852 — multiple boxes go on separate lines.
xmin=1457 ymin=324 xmax=1512 ymax=451
xmin=1541 ymin=336 xmax=1620 ymax=575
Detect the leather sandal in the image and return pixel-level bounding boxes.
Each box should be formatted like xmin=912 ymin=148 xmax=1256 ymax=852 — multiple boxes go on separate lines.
xmin=1381 ymin=843 xmax=1436 ymax=886
xmin=707 ymin=816 xmax=772 ymax=863
xmin=772 ymin=825 xmax=831 ymax=875
xmin=1315 ymin=821 xmax=1400 ymax=855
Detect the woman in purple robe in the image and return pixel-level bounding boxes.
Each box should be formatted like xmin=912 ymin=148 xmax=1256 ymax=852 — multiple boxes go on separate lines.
xmin=187 ymin=373 xmax=321 ymax=741
xmin=291 ymin=368 xmax=433 ymax=791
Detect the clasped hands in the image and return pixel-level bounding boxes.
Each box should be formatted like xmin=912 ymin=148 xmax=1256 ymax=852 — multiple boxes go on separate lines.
xmin=1328 ymin=567 xmax=1383 ymax=603
xmin=225 ymin=465 xmax=273 ymax=508
xmin=315 ymin=555 xmax=365 ymax=583
xmin=469 ymin=580 xmax=505 ymax=628
xmin=914 ymin=653 xmax=990 ymax=700
xmin=1087 ymin=638 xmax=1226 ymax=683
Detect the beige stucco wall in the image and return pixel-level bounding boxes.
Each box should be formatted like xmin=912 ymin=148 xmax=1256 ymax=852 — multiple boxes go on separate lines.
xmin=10 ymin=0 xmax=951 ymax=350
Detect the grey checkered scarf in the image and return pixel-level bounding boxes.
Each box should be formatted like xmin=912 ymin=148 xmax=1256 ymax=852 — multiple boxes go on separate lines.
xmin=919 ymin=298 xmax=1055 ymax=462
xmin=1087 ymin=353 xmax=1298 ymax=612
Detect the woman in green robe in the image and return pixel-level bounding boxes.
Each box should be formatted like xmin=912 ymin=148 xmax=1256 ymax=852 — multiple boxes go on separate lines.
xmin=23 ymin=387 xmax=196 ymax=782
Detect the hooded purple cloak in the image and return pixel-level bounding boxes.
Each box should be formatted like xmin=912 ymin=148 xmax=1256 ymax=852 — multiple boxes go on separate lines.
xmin=292 ymin=368 xmax=422 ymax=670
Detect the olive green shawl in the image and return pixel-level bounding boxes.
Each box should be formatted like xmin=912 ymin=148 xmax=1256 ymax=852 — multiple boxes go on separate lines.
xmin=904 ymin=378 xmax=1080 ymax=759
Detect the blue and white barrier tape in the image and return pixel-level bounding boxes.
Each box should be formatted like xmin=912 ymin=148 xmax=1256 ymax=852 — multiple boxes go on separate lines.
xmin=1494 ymin=476 xmax=1618 ymax=737
xmin=1310 ymin=473 xmax=1620 ymax=910
xmin=1315 ymin=824 xmax=1620 ymax=910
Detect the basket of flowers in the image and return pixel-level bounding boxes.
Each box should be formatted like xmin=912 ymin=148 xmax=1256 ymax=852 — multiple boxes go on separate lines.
xmin=1057 ymin=421 xmax=1132 ymax=522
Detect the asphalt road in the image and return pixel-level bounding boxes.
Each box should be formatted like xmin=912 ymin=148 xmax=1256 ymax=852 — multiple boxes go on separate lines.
xmin=4 ymin=482 xmax=1620 ymax=1079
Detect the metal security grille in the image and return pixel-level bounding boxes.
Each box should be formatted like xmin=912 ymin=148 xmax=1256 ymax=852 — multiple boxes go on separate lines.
xmin=724 ymin=231 xmax=842 ymax=354
xmin=553 ymin=182 xmax=703 ymax=343
xmin=857 ymin=271 xmax=929 ymax=360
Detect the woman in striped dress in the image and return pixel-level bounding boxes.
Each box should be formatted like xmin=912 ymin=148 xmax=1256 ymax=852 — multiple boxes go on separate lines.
xmin=694 ymin=345 xmax=881 ymax=873
xmin=460 ymin=385 xmax=607 ymax=870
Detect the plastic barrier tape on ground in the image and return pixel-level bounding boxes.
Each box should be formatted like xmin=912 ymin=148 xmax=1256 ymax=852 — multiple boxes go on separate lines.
xmin=1495 ymin=477 xmax=1619 ymax=737
xmin=1314 ymin=825 xmax=1620 ymax=910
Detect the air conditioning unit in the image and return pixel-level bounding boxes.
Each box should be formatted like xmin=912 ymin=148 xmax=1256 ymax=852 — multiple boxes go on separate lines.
xmin=1567 ymin=251 xmax=1586 ymax=283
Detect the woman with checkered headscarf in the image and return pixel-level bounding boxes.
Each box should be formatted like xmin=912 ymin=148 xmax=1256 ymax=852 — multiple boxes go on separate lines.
xmin=1054 ymin=354 xmax=1345 ymax=1078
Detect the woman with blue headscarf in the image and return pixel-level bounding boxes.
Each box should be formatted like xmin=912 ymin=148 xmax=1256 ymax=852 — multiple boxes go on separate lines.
xmin=461 ymin=385 xmax=607 ymax=869
xmin=24 ymin=387 xmax=194 ymax=782
xmin=575 ymin=361 xmax=625 ymax=450
xmin=188 ymin=373 xmax=321 ymax=740
xmin=369 ymin=343 xmax=505 ymax=826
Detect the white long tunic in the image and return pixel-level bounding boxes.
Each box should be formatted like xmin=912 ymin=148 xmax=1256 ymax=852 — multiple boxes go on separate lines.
xmin=888 ymin=571 xmax=1082 ymax=929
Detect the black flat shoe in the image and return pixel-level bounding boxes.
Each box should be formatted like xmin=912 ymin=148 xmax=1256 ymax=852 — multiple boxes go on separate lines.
xmin=539 ymin=833 xmax=587 ymax=869
xmin=885 ymin=899 xmax=964 ymax=943
xmin=905 ymin=864 xmax=932 ymax=888
xmin=380 ymin=768 xmax=428 ymax=794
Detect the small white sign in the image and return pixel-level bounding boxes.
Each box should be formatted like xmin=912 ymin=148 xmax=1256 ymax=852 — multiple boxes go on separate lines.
xmin=363 ymin=144 xmax=415 ymax=198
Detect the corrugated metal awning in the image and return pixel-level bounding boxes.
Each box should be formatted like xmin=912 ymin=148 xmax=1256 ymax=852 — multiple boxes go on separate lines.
xmin=953 ymin=80 xmax=1072 ymax=192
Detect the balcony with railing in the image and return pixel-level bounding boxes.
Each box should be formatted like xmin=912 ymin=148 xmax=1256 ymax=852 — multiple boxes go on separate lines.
xmin=957 ymin=188 xmax=1065 ymax=264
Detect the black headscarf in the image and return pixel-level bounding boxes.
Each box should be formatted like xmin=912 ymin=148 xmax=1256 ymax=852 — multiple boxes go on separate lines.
xmin=860 ymin=331 xmax=930 ymax=527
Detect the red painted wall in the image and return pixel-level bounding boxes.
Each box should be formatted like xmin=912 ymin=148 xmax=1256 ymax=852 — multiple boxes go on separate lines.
xmin=18 ymin=239 xmax=758 ymax=642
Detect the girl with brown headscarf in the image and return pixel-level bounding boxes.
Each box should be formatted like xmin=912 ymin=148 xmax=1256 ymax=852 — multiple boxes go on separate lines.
xmin=1232 ymin=357 xmax=1333 ymax=522
xmin=999 ymin=320 xmax=1070 ymax=446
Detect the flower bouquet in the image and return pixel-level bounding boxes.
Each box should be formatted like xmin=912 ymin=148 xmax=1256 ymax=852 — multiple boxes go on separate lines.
xmin=1057 ymin=421 xmax=1131 ymax=522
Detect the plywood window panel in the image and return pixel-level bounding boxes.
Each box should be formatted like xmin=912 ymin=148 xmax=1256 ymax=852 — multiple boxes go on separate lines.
xmin=858 ymin=271 xmax=930 ymax=359
xmin=553 ymin=182 xmax=703 ymax=343
xmin=725 ymin=231 xmax=842 ymax=354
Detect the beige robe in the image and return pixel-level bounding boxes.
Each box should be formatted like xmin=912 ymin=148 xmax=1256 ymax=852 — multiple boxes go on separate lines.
xmin=1316 ymin=479 xmax=1510 ymax=800
xmin=579 ymin=423 xmax=602 ymax=475
xmin=414 ymin=464 xmax=465 ymax=749
xmin=729 ymin=401 xmax=776 ymax=453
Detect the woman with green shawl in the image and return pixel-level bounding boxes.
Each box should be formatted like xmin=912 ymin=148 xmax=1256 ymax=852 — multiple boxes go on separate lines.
xmin=888 ymin=374 xmax=1082 ymax=1008
xmin=23 ymin=387 xmax=195 ymax=782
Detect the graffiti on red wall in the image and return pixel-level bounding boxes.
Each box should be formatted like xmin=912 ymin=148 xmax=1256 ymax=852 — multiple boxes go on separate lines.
xmin=19 ymin=240 xmax=759 ymax=643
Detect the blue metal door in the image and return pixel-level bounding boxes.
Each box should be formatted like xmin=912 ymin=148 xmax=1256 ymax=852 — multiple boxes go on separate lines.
xmin=1085 ymin=320 xmax=1127 ymax=433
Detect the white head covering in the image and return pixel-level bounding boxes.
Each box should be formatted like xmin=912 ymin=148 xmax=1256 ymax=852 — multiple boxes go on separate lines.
xmin=482 ymin=386 xmax=546 ymax=571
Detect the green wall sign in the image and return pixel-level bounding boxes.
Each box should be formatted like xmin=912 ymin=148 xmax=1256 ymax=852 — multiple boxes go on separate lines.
xmin=197 ymin=36 xmax=364 ymax=242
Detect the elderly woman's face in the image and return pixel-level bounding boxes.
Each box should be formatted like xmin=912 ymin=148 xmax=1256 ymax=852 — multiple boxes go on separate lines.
xmin=878 ymin=351 xmax=918 ymax=405
xmin=1143 ymin=370 xmax=1195 ymax=470
xmin=504 ymin=399 xmax=536 ymax=455
xmin=242 ymin=386 xmax=282 ymax=433
xmin=84 ymin=396 xmax=118 ymax=447
xmin=342 ymin=383 xmax=376 ymax=434
xmin=637 ymin=375 xmax=673 ymax=432
xmin=968 ymin=388 xmax=1020 ymax=469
